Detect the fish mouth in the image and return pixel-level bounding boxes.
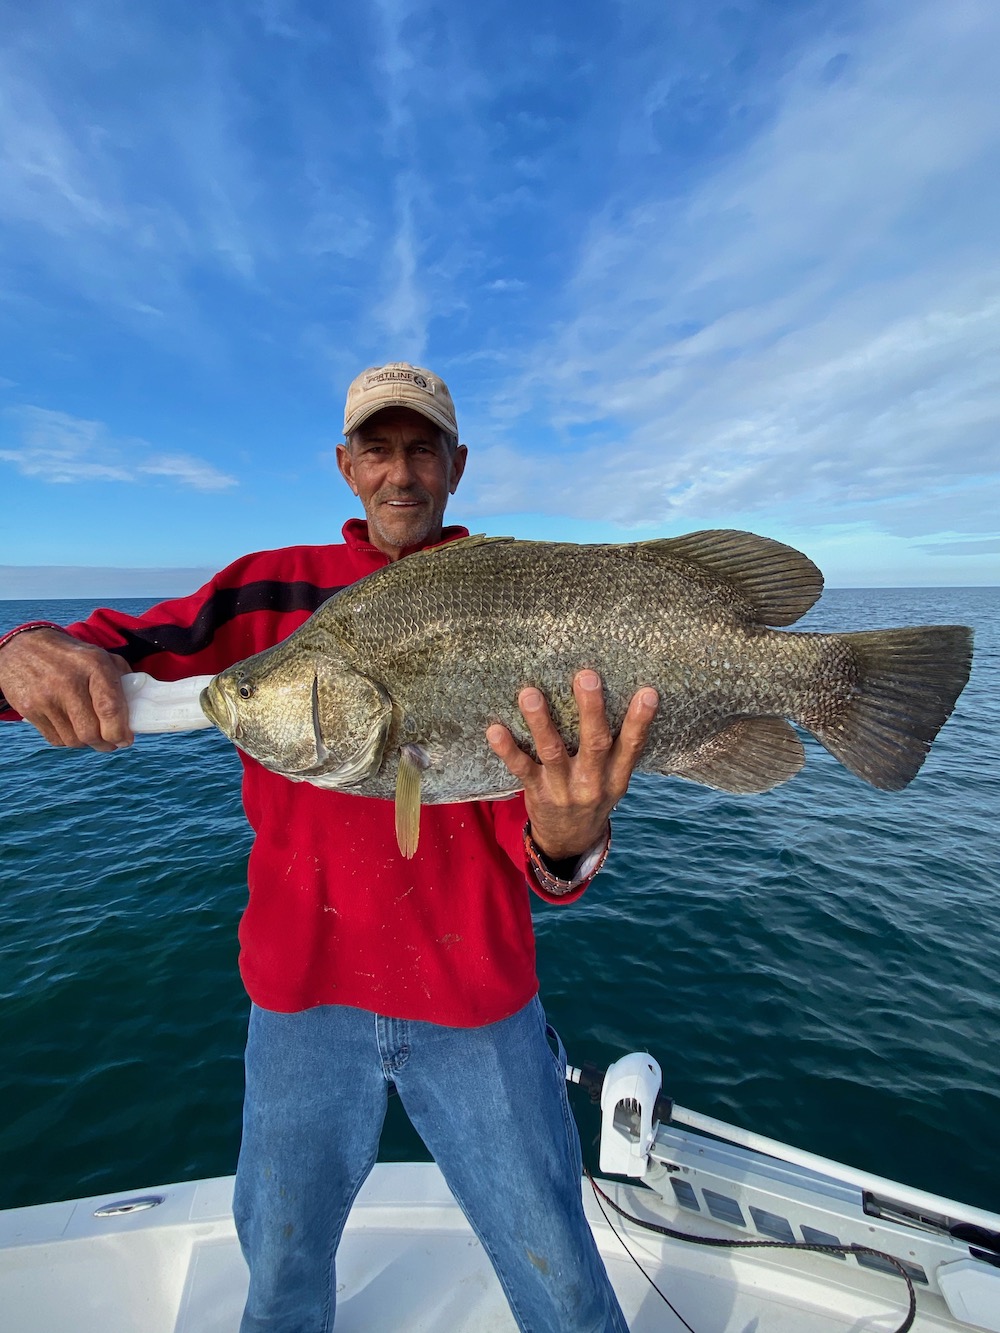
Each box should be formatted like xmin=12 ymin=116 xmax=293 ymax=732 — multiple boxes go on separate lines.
xmin=200 ymin=681 xmax=240 ymax=739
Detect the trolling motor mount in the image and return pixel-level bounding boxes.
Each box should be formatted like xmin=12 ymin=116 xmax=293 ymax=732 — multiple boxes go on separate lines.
xmin=599 ymin=1052 xmax=663 ymax=1178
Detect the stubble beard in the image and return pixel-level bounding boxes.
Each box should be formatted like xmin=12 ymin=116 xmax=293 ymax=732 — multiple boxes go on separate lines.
xmin=366 ymin=490 xmax=445 ymax=554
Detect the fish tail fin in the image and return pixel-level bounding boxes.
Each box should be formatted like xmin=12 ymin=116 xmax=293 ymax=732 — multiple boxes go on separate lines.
xmin=807 ymin=626 xmax=973 ymax=790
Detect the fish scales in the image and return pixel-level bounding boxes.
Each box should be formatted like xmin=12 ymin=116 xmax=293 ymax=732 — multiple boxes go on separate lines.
xmin=200 ymin=532 xmax=974 ymax=855
xmin=331 ymin=542 xmax=832 ymax=776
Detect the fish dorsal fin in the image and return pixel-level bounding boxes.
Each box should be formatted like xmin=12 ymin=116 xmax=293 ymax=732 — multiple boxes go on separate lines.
xmin=413 ymin=534 xmax=515 ymax=559
xmin=672 ymin=716 xmax=805 ymax=792
xmin=637 ymin=530 xmax=823 ymax=627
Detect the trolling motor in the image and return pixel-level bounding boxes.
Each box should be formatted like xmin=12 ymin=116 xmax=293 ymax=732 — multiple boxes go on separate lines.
xmin=567 ymin=1053 xmax=671 ymax=1178
xmin=568 ymin=1051 xmax=1000 ymax=1333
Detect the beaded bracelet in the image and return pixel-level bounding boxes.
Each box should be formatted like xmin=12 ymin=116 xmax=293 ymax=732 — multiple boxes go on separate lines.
xmin=0 ymin=621 xmax=64 ymax=654
xmin=523 ymin=822 xmax=612 ymax=896
xmin=0 ymin=623 xmax=65 ymax=712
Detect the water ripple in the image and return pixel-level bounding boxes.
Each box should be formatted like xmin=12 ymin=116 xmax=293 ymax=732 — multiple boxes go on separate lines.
xmin=2 ymin=589 xmax=998 ymax=1213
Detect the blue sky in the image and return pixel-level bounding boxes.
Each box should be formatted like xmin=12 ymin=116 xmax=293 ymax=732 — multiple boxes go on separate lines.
xmin=1 ymin=0 xmax=998 ymax=595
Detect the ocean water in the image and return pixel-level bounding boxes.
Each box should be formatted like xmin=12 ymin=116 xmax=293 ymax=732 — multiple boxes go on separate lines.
xmin=1 ymin=589 xmax=997 ymax=1215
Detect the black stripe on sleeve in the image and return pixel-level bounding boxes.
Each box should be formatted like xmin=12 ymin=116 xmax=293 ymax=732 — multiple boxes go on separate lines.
xmin=114 ymin=579 xmax=346 ymax=664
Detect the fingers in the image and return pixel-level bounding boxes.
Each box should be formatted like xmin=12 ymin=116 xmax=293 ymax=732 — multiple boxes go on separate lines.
xmin=513 ymin=673 xmax=616 ymax=771
xmin=487 ymin=674 xmax=657 ymax=781
xmin=27 ymin=708 xmax=72 ymax=749
xmin=573 ymin=672 xmax=658 ymax=804
xmin=517 ymin=672 xmax=610 ymax=859
xmin=609 ymin=685 xmax=658 ymax=789
xmin=486 ymin=721 xmax=537 ymax=782
xmin=89 ymin=667 xmax=133 ymax=748
xmin=0 ymin=629 xmax=133 ymax=750
xmin=574 ymin=670 xmax=614 ymax=761
xmin=36 ymin=671 xmax=127 ymax=751
xmin=489 ymin=671 xmax=658 ymax=862
xmin=518 ymin=686 xmax=571 ymax=767
xmin=34 ymin=664 xmax=131 ymax=750
xmin=486 ymin=685 xmax=571 ymax=782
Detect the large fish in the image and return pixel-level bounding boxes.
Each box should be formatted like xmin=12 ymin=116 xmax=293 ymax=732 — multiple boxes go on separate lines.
xmin=200 ymin=532 xmax=974 ymax=857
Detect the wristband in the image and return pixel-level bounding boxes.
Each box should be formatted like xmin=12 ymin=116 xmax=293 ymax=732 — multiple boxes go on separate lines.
xmin=0 ymin=621 xmax=64 ymax=654
xmin=523 ymin=823 xmax=611 ymax=896
xmin=0 ymin=623 xmax=65 ymax=713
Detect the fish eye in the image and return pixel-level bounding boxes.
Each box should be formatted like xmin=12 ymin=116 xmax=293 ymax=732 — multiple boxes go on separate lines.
xmin=238 ymin=683 xmax=255 ymax=700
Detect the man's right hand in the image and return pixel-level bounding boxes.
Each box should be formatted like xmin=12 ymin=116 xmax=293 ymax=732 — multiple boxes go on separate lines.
xmin=0 ymin=629 xmax=133 ymax=751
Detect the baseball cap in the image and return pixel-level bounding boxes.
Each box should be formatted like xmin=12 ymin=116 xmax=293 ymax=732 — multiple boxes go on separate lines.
xmin=343 ymin=362 xmax=458 ymax=437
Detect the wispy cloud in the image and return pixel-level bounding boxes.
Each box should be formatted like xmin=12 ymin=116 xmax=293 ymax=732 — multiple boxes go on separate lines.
xmin=373 ymin=0 xmax=419 ymax=142
xmin=0 ymin=36 xmax=241 ymax=331
xmin=370 ymin=0 xmax=432 ymax=360
xmin=0 ymin=407 xmax=236 ymax=491
xmin=0 ymin=12 xmax=363 ymax=335
xmin=250 ymin=0 xmax=329 ymax=43
xmin=0 ymin=1 xmax=995 ymax=582
xmin=467 ymin=0 xmax=1000 ymax=544
xmin=0 ymin=60 xmax=120 ymax=238
xmin=375 ymin=172 xmax=428 ymax=361
xmin=916 ymin=537 xmax=1000 ymax=557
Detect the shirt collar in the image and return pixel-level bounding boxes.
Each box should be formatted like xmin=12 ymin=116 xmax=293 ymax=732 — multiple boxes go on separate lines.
xmin=341 ymin=518 xmax=470 ymax=561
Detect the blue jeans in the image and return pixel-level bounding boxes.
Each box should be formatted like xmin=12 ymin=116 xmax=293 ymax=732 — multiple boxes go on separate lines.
xmin=234 ymin=996 xmax=628 ymax=1332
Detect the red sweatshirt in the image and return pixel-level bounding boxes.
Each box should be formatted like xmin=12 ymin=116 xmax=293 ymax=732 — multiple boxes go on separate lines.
xmin=1 ymin=521 xmax=592 ymax=1025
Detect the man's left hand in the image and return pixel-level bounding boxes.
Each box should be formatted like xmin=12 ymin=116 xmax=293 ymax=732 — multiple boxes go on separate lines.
xmin=486 ymin=671 xmax=659 ymax=861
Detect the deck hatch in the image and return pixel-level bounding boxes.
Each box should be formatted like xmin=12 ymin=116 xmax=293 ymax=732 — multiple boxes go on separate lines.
xmin=749 ymin=1206 xmax=795 ymax=1242
xmin=801 ymin=1225 xmax=846 ymax=1258
xmin=669 ymin=1179 xmax=700 ymax=1211
xmin=855 ymin=1249 xmax=928 ymax=1283
xmin=703 ymin=1190 xmax=746 ymax=1227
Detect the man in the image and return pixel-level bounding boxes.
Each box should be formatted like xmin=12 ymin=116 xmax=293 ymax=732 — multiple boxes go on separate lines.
xmin=0 ymin=363 xmax=658 ymax=1332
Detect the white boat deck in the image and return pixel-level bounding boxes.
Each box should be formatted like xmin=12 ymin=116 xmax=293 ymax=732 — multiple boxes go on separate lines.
xmin=0 ymin=1163 xmax=981 ymax=1332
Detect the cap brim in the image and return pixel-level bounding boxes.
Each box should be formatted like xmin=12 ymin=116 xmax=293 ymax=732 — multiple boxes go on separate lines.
xmin=345 ymin=391 xmax=456 ymax=438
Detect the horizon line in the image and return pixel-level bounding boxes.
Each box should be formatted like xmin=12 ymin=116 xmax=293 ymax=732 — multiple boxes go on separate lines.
xmin=0 ymin=561 xmax=996 ymax=602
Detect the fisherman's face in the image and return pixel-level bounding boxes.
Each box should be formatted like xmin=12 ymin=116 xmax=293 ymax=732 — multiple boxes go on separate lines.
xmin=337 ymin=407 xmax=467 ymax=561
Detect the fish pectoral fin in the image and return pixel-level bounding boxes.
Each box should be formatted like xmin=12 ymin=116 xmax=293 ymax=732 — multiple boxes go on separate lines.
xmin=395 ymin=744 xmax=431 ymax=859
xmin=635 ymin=530 xmax=823 ymax=627
xmin=671 ymin=717 xmax=804 ymax=793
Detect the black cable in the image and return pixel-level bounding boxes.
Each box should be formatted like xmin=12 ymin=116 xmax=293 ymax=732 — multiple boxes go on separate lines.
xmin=585 ymin=1169 xmax=917 ymax=1333
xmin=588 ymin=1171 xmax=699 ymax=1333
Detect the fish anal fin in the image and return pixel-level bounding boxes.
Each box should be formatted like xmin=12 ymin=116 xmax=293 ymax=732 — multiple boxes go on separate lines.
xmin=395 ymin=744 xmax=430 ymax=858
xmin=637 ymin=530 xmax=823 ymax=627
xmin=672 ymin=717 xmax=805 ymax=793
